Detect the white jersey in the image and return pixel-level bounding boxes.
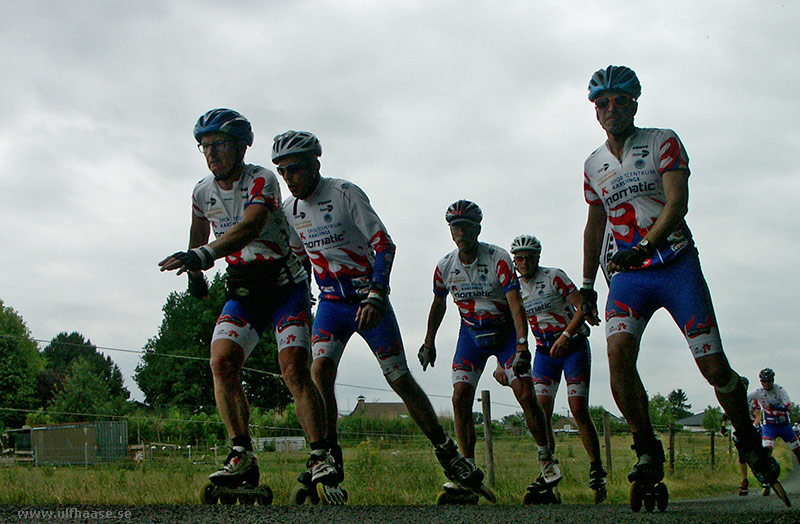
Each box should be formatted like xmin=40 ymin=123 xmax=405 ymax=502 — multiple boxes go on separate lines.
xmin=191 ymin=164 xmax=305 ymax=284
xmin=519 ymin=267 xmax=589 ymax=350
xmin=283 ymin=177 xmax=396 ymax=301
xmin=749 ymin=384 xmax=792 ymax=425
xmin=584 ymin=127 xmax=693 ymax=269
xmin=433 ymin=242 xmax=519 ymax=328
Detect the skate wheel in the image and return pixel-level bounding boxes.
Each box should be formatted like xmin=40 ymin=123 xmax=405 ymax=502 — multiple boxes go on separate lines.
xmin=655 ymin=483 xmax=669 ymax=512
xmin=316 ymin=483 xmax=347 ymax=505
xmin=291 ymin=485 xmax=308 ymax=505
xmin=200 ymin=483 xmax=218 ymax=505
xmin=630 ymin=481 xmax=644 ymax=512
xmin=643 ymin=492 xmax=656 ymax=512
xmin=255 ymin=486 xmax=273 ymax=506
xmin=594 ymin=486 xmax=607 ymax=504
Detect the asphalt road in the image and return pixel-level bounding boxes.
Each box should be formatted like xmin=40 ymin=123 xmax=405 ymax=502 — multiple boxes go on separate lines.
xmin=3 ymin=469 xmax=799 ymax=523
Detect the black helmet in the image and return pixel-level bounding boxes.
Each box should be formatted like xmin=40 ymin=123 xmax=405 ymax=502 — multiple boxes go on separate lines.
xmin=588 ymin=65 xmax=641 ymax=102
xmin=194 ymin=108 xmax=253 ymax=145
xmin=759 ymin=368 xmax=775 ymax=382
xmin=445 ymin=200 xmax=482 ymax=226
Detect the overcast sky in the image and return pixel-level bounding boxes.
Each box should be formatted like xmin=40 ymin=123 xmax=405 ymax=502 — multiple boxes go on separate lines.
xmin=2 ymin=1 xmax=798 ymax=423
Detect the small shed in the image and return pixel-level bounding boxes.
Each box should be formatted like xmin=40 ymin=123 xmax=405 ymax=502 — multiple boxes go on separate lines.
xmin=30 ymin=421 xmax=128 ymax=465
xmin=348 ymin=396 xmax=409 ymax=419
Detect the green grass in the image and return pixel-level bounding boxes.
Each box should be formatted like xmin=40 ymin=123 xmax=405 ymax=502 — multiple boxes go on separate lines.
xmin=0 ymin=433 xmax=793 ymax=505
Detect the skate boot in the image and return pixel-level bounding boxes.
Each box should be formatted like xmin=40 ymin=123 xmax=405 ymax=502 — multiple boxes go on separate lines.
xmin=735 ymin=435 xmax=790 ymax=506
xmin=589 ymin=464 xmax=608 ymax=504
xmin=291 ymin=470 xmax=320 ymax=505
xmin=208 ymin=446 xmax=259 ymax=488
xmin=201 ymin=447 xmax=272 ymax=505
xmin=307 ymin=449 xmax=347 ymax=505
xmin=330 ymin=444 xmax=345 ymax=483
xmin=628 ymin=439 xmax=668 ymax=513
xmin=523 ymin=474 xmax=561 ymax=505
xmin=738 ymin=478 xmax=749 ymax=496
xmin=538 ymin=451 xmax=562 ymax=486
xmin=434 ymin=437 xmax=496 ymax=502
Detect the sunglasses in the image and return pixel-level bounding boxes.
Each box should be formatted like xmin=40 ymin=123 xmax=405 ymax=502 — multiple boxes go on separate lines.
xmin=277 ymin=160 xmax=311 ymax=176
xmin=594 ymin=94 xmax=633 ymax=110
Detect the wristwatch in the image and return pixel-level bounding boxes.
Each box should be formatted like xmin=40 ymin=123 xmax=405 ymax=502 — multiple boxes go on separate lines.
xmin=637 ymin=238 xmax=652 ymax=253
xmin=516 ymin=337 xmax=528 ymax=345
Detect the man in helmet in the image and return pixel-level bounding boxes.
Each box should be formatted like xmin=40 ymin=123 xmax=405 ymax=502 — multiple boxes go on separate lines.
xmin=273 ymin=131 xmax=484 ymax=493
xmin=421 ymin=202 xmax=562 ymax=497
xmin=579 ymin=66 xmax=780 ymax=490
xmin=499 ymin=234 xmax=606 ymax=502
xmin=748 ymin=368 xmax=800 ymax=494
xmin=159 ymin=110 xmax=340 ymax=497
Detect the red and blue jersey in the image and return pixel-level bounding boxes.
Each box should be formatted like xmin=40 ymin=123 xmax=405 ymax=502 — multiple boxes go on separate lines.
xmin=433 ymin=242 xmax=519 ymax=328
xmin=749 ymin=385 xmax=793 ymax=426
xmin=283 ymin=177 xmax=396 ymax=301
xmin=191 ymin=164 xmax=305 ymax=284
xmin=584 ymin=127 xmax=693 ymax=269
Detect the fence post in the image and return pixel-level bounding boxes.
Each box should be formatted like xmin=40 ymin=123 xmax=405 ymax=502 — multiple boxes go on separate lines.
xmin=669 ymin=422 xmax=675 ymax=474
xmin=709 ymin=431 xmax=715 ymax=470
xmin=603 ymin=410 xmax=612 ymax=478
xmin=480 ymin=390 xmax=495 ymax=487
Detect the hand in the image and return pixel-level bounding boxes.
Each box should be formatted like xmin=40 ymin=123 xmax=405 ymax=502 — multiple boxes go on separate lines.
xmin=579 ymin=288 xmax=599 ymax=326
xmin=550 ymin=334 xmax=571 ymax=358
xmin=493 ymin=364 xmax=508 ymax=386
xmin=356 ymin=289 xmax=387 ymax=331
xmin=609 ymin=246 xmax=649 ymax=272
xmin=159 ymin=246 xmax=216 ymax=275
xmin=512 ymin=349 xmax=532 ymax=378
xmin=187 ymin=272 xmax=209 ymax=299
xmin=418 ymin=344 xmax=436 ymax=371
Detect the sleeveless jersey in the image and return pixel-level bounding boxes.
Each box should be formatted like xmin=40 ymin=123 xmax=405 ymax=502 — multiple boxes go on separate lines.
xmin=519 ymin=267 xmax=589 ymax=349
xmin=433 ymin=242 xmax=519 ymax=328
xmin=283 ymin=177 xmax=396 ymax=301
xmin=749 ymin=385 xmax=792 ymax=425
xmin=584 ymin=127 xmax=694 ymax=268
xmin=191 ymin=164 xmax=305 ymax=284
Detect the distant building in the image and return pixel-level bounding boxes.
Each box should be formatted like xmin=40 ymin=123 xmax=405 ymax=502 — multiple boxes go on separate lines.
xmin=348 ymin=395 xmax=409 ymax=419
xmin=3 ymin=421 xmax=129 ymax=465
xmin=675 ymin=412 xmax=708 ymax=433
xmin=553 ymin=416 xmax=579 ymax=434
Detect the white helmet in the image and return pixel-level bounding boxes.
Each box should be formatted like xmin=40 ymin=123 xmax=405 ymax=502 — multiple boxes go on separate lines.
xmin=510 ymin=235 xmax=542 ymax=255
xmin=272 ymin=130 xmax=322 ymax=163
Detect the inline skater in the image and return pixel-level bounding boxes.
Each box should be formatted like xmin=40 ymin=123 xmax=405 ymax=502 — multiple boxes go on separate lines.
xmin=422 ymin=202 xmax=561 ymax=503
xmin=748 ymin=368 xmax=800 ymax=496
xmin=159 ymin=110 xmax=341 ymax=502
xmin=579 ymin=66 xmax=782 ymax=510
xmin=273 ymin=131 xmax=486 ymax=500
xmin=503 ymin=234 xmax=606 ymax=502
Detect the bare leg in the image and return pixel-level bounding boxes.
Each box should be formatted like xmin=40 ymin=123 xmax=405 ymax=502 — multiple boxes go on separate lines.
xmin=537 ymin=394 xmax=556 ymax=452
xmin=510 ymin=376 xmax=549 ymax=446
xmin=607 ymin=332 xmax=651 ymax=433
xmin=388 ymin=372 xmax=442 ymax=435
xmin=311 ymin=356 xmax=339 ymax=442
xmin=210 ymin=340 xmax=249 ymax=439
xmin=568 ymin=394 xmax=602 ymax=463
xmin=279 ymin=346 xmax=326 ymax=442
xmin=452 ymin=382 xmax=477 ymax=458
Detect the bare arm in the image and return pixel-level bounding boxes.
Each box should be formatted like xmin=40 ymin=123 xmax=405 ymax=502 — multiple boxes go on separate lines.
xmin=424 ymin=295 xmax=447 ymax=348
xmin=641 ymin=169 xmax=689 ymax=248
xmin=581 ymin=203 xmax=607 ymax=324
xmin=550 ymin=289 xmax=586 ymax=358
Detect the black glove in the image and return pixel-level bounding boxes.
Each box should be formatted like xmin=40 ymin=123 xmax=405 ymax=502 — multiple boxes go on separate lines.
xmin=512 ymin=349 xmax=532 ymax=377
xmin=171 ymin=246 xmax=216 ymax=271
xmin=610 ymin=246 xmax=649 ymax=271
xmin=418 ymin=344 xmax=436 ymax=371
xmin=579 ymin=288 xmax=598 ymax=317
xmin=187 ymin=273 xmax=209 ymax=299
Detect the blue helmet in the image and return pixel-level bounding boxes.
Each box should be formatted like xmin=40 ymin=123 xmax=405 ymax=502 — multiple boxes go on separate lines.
xmin=588 ymin=65 xmax=641 ymax=102
xmin=194 ymin=109 xmax=254 ymax=146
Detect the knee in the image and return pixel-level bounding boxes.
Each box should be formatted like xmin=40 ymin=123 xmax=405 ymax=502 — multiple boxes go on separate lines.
xmin=311 ymin=357 xmax=336 ymax=387
xmin=209 ymin=346 xmax=242 ymax=380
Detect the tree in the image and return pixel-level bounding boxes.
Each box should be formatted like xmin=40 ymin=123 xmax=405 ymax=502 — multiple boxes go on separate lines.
xmin=46 ymin=357 xmax=128 ymax=423
xmin=0 ymin=299 xmax=45 ymax=429
xmin=702 ymin=405 xmax=723 ymax=432
xmin=35 ymin=332 xmax=129 ymax=408
xmin=648 ymin=393 xmax=674 ymax=428
xmin=667 ymin=389 xmax=693 ymax=420
xmin=135 ymin=274 xmax=290 ymax=410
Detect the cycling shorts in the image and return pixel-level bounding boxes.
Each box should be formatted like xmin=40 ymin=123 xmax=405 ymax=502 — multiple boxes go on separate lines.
xmin=311 ymin=298 xmax=409 ymax=377
xmin=212 ymin=280 xmax=312 ymax=359
xmin=605 ymin=248 xmax=723 ymax=359
xmin=761 ymin=423 xmax=800 ymax=449
xmin=532 ymin=337 xmax=591 ymax=398
xmin=452 ymin=323 xmax=532 ymax=388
